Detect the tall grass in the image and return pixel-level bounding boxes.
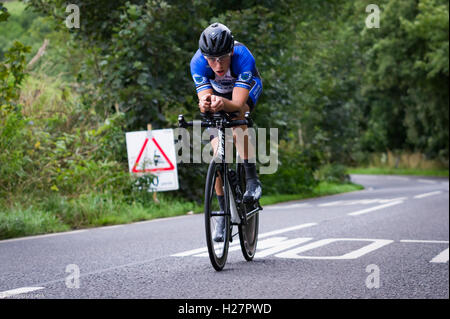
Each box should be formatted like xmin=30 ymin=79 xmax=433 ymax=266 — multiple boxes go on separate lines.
xmin=356 ymin=151 xmax=448 ymax=170
xmin=0 ymin=192 xmax=204 ymax=239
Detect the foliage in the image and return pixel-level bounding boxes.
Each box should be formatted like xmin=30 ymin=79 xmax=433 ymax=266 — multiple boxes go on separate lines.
xmin=315 ymin=163 xmax=350 ymax=184
xmin=0 ymin=0 xmax=448 ymax=239
xmin=260 ymin=140 xmax=320 ymax=195
xmin=0 ymin=24 xmax=32 ymax=197
xmin=0 ymin=1 xmax=51 ymax=59
xmin=0 ymin=41 xmax=30 ymax=104
xmin=360 ymin=0 xmax=449 ymax=160
xmin=1 ymin=0 xmax=448 ymax=209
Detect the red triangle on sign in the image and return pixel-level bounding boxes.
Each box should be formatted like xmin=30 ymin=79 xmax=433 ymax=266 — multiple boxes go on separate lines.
xmin=132 ymin=137 xmax=175 ymax=173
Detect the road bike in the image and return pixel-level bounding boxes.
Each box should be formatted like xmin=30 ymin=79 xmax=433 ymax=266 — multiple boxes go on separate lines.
xmin=178 ymin=111 xmax=263 ymax=271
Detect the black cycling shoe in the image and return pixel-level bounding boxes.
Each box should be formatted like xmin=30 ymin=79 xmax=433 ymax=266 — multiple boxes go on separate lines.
xmin=243 ymin=178 xmax=262 ymax=203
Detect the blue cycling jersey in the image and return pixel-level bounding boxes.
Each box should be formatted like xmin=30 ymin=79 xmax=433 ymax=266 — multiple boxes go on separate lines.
xmin=190 ymin=42 xmax=261 ymax=95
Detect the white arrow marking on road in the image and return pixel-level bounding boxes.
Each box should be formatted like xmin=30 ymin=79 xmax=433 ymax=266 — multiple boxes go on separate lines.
xmin=430 ymin=248 xmax=449 ymax=263
xmin=193 ymin=236 xmax=313 ymax=257
xmin=255 ymin=237 xmax=313 ymax=258
xmin=347 ymin=200 xmax=404 ymax=216
xmin=413 ymin=191 xmax=442 ymax=199
xmin=0 ymin=287 xmax=44 ymax=299
xmin=400 ymin=240 xmax=449 ymax=263
xmin=171 ymin=223 xmax=317 ymax=257
xmin=275 ymin=238 xmax=394 ymax=260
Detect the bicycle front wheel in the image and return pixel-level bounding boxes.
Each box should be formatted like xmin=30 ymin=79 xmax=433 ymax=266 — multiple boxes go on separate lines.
xmin=237 ymin=163 xmax=259 ymax=261
xmin=204 ymin=160 xmax=231 ymax=271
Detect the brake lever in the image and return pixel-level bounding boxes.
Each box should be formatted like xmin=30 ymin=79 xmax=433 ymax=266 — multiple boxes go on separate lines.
xmin=178 ymin=114 xmax=187 ymax=128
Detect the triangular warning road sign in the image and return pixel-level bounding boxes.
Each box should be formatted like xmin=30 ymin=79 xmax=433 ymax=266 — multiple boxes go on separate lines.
xmin=132 ymin=137 xmax=175 ymax=173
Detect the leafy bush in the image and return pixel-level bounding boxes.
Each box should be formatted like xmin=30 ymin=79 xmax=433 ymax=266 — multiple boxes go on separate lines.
xmin=260 ymin=140 xmax=320 ymax=195
xmin=314 ymin=163 xmax=350 ymax=183
xmin=0 ymin=66 xmax=133 ymax=200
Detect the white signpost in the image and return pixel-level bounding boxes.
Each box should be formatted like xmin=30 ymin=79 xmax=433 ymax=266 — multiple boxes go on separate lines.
xmin=125 ymin=128 xmax=179 ymax=192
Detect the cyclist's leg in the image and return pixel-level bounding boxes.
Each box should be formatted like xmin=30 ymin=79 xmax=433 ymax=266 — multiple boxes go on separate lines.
xmin=230 ymin=104 xmax=255 ymax=162
xmin=209 ymin=135 xmax=227 ymax=241
xmin=210 ymin=135 xmax=224 ymax=196
xmin=230 ymin=76 xmax=261 ymax=162
xmin=231 ymin=78 xmax=263 ymax=202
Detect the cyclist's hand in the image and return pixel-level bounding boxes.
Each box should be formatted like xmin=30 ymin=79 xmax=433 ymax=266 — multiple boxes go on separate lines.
xmin=210 ymin=95 xmax=224 ymax=112
xmin=199 ymin=93 xmax=211 ymax=113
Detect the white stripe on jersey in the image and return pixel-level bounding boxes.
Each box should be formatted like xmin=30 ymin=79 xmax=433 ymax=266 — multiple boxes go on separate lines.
xmin=210 ymin=70 xmax=235 ymax=94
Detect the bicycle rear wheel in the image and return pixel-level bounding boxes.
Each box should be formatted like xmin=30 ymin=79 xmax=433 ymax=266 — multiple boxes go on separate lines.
xmin=204 ymin=160 xmax=231 ymax=271
xmin=237 ymin=163 xmax=259 ymax=261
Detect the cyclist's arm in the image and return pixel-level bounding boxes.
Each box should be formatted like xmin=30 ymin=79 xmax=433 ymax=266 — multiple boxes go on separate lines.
xmin=198 ymin=89 xmax=213 ymax=113
xmin=214 ymin=87 xmax=250 ymax=112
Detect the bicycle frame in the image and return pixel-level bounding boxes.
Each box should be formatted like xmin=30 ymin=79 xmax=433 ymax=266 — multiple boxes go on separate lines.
xmin=212 ymin=119 xmax=261 ymax=227
xmin=178 ymin=111 xmax=262 ymax=269
xmin=210 ymin=117 xmax=242 ymax=226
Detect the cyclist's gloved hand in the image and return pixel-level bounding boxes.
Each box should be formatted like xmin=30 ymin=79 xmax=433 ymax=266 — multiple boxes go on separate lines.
xmin=210 ymin=95 xmax=224 ymax=112
xmin=199 ymin=93 xmax=212 ymax=113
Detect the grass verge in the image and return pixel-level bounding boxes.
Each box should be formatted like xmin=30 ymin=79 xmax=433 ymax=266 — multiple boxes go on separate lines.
xmin=0 ymin=181 xmax=363 ymax=240
xmin=347 ymin=167 xmax=449 ymax=177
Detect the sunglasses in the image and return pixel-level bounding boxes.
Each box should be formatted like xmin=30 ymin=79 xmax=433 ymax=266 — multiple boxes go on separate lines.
xmin=204 ymin=53 xmax=232 ymax=63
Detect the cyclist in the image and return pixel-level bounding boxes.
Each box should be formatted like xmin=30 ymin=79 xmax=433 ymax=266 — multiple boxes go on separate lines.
xmin=190 ymin=22 xmax=263 ymax=241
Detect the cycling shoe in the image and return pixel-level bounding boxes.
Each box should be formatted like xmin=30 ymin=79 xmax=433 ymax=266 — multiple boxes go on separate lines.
xmin=213 ymin=214 xmax=225 ymax=242
xmin=243 ymin=178 xmax=262 ymax=203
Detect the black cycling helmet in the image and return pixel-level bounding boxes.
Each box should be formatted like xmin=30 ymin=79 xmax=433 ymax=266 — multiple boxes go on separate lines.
xmin=199 ymin=23 xmax=234 ymax=57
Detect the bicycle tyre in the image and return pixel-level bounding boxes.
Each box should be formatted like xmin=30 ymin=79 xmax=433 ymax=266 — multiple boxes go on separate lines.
xmin=237 ymin=163 xmax=259 ymax=261
xmin=204 ymin=159 xmax=231 ymax=271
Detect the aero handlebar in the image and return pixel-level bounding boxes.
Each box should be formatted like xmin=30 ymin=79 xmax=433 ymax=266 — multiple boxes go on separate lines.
xmin=178 ymin=111 xmax=253 ymax=129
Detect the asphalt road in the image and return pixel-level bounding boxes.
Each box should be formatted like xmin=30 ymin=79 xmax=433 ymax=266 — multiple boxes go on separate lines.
xmin=0 ymin=174 xmax=448 ymax=299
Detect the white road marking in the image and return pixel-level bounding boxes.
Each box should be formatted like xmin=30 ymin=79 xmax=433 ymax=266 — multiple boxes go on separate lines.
xmin=275 ymin=238 xmax=393 ymax=260
xmin=178 ymin=235 xmax=449 ymax=264
xmin=171 ymin=223 xmax=317 ymax=257
xmin=348 ymin=200 xmax=404 ymax=216
xmin=400 ymin=240 xmax=449 ymax=263
xmin=386 ymin=176 xmax=410 ymax=181
xmin=320 ymin=197 xmax=406 ymax=207
xmin=0 ymin=287 xmax=45 ymax=299
xmin=418 ymin=179 xmax=437 ymax=184
xmin=400 ymin=240 xmax=449 ymax=244
xmin=192 ymin=236 xmax=313 ymax=257
xmin=172 ymin=246 xmax=210 ymax=257
xmin=430 ymin=248 xmax=449 ymax=263
xmin=413 ymin=191 xmax=442 ymax=199
xmin=0 ymin=230 xmax=87 ymax=244
xmin=267 ymin=203 xmax=312 ymax=209
xmin=258 ymin=223 xmax=317 ymax=239
xmin=98 ymin=225 xmax=124 ymax=230
xmin=255 ymin=237 xmax=313 ymax=258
